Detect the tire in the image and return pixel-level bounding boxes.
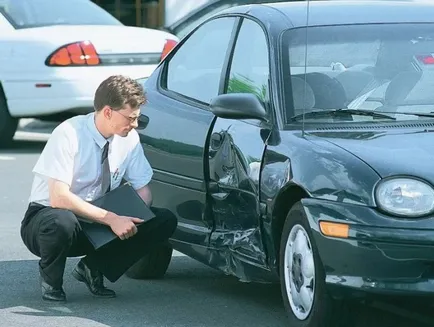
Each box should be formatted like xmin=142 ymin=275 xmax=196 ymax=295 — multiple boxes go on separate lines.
xmin=279 ymin=202 xmax=350 ymax=327
xmin=0 ymin=90 xmax=18 ymax=148
xmin=125 ymin=242 xmax=173 ymax=279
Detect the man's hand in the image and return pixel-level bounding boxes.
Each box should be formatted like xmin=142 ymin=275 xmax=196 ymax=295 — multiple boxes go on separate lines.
xmin=48 ymin=178 xmax=145 ymax=240
xmin=48 ymin=178 xmax=144 ymax=233
xmin=107 ymin=213 xmax=144 ymax=240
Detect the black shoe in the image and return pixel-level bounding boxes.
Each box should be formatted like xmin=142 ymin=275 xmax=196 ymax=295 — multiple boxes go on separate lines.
xmin=40 ymin=276 xmax=66 ymax=302
xmin=72 ymin=260 xmax=116 ymax=298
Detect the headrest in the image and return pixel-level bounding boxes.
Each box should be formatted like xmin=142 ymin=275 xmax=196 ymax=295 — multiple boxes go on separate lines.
xmin=335 ymin=70 xmax=376 ymax=101
xmin=302 ymin=72 xmax=347 ymax=109
xmin=290 ymin=76 xmax=315 ymax=114
xmin=384 ymin=71 xmax=423 ymax=105
xmin=375 ymin=41 xmax=422 ymax=79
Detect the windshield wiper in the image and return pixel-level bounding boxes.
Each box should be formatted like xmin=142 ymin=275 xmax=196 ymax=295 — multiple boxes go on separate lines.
xmin=376 ymin=111 xmax=434 ymax=118
xmin=290 ymin=109 xmax=396 ymax=121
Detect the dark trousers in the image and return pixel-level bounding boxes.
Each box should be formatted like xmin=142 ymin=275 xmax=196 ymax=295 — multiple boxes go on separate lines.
xmin=20 ymin=203 xmax=177 ymax=289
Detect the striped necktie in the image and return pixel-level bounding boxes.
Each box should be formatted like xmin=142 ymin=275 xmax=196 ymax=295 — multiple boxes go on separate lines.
xmin=101 ymin=141 xmax=111 ymax=194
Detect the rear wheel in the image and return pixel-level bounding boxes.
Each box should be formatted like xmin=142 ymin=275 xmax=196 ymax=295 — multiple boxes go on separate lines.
xmin=0 ymin=89 xmax=18 ymax=148
xmin=279 ymin=202 xmax=349 ymax=327
xmin=125 ymin=242 xmax=173 ymax=279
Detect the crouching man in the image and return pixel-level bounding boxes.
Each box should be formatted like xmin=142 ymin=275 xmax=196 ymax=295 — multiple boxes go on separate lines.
xmin=20 ymin=75 xmax=177 ymax=302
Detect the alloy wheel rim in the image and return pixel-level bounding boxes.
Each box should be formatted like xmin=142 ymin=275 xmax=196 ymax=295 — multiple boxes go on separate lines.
xmin=284 ymin=224 xmax=315 ymax=320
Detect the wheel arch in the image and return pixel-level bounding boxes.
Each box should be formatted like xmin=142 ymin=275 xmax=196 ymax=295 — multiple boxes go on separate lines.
xmin=271 ymin=183 xmax=310 ymax=273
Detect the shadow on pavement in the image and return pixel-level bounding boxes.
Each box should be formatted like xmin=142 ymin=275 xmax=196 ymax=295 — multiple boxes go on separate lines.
xmin=0 ymin=256 xmax=432 ymax=327
xmin=0 ymin=140 xmax=46 ymax=154
xmin=0 ymin=256 xmax=288 ymax=327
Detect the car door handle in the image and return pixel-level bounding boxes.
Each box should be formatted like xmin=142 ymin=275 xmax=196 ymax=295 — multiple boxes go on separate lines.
xmin=209 ymin=182 xmax=229 ymax=200
xmin=211 ymin=192 xmax=230 ymax=201
xmin=137 ymin=114 xmax=150 ymax=130
xmin=210 ymin=132 xmax=223 ymax=150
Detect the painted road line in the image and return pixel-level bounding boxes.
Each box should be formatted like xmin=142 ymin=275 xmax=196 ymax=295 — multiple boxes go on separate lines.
xmin=0 ymin=156 xmax=15 ymax=161
xmin=14 ymin=131 xmax=51 ymax=142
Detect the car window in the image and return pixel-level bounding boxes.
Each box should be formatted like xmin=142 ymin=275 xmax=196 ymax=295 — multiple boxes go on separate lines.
xmin=283 ymin=23 xmax=434 ymax=123
xmin=165 ymin=17 xmax=236 ymax=104
xmin=226 ymin=18 xmax=270 ymax=107
xmin=0 ymin=0 xmax=121 ymax=29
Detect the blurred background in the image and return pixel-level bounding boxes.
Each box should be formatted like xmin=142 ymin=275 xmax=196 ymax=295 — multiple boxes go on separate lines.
xmin=92 ymin=0 xmax=209 ymax=29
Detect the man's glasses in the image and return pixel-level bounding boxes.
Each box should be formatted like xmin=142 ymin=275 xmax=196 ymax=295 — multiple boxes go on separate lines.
xmin=111 ymin=109 xmax=139 ymax=124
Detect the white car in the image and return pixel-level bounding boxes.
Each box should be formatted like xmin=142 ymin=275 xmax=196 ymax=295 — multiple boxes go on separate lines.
xmin=0 ymin=0 xmax=178 ymax=146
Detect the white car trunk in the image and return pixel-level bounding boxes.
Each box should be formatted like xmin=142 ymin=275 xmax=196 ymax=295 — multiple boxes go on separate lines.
xmin=0 ymin=24 xmax=178 ymax=78
xmin=15 ymin=24 xmax=177 ymax=54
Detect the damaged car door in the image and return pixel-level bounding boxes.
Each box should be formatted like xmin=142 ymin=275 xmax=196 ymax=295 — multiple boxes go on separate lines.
xmin=206 ymin=18 xmax=272 ymax=274
xmin=139 ymin=16 xmax=238 ymax=249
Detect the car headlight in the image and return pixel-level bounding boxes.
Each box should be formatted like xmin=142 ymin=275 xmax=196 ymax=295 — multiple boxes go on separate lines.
xmin=375 ymin=178 xmax=434 ymax=217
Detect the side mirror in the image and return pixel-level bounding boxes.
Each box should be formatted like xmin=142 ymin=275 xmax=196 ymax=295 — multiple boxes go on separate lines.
xmin=209 ymin=93 xmax=268 ymax=122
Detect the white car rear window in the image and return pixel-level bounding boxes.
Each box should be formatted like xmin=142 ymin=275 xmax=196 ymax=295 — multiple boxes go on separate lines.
xmin=0 ymin=0 xmax=122 ymax=29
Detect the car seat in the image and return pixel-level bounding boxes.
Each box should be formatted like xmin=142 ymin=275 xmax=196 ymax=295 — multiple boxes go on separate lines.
xmin=299 ymin=72 xmax=347 ymax=110
xmin=375 ymin=70 xmax=423 ymax=112
xmin=335 ymin=70 xmax=376 ymax=104
xmin=289 ymin=76 xmax=315 ymax=118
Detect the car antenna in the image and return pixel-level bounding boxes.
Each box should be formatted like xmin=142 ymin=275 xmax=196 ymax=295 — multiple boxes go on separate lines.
xmin=302 ymin=0 xmax=311 ymax=136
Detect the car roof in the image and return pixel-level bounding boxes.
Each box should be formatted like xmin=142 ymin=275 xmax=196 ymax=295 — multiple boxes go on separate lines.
xmin=165 ymin=0 xmax=288 ymax=31
xmin=221 ymin=0 xmax=434 ymax=28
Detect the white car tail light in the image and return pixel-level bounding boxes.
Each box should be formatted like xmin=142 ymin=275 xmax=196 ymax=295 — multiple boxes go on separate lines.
xmin=46 ymin=39 xmax=178 ymax=67
xmin=46 ymin=41 xmax=100 ymax=66
xmin=161 ymin=39 xmax=178 ymax=61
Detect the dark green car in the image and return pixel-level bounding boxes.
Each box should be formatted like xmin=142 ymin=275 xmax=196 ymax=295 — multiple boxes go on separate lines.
xmin=130 ymin=1 xmax=434 ymax=326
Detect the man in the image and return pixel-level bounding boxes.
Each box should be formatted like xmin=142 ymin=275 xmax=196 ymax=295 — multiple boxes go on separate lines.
xmin=20 ymin=75 xmax=177 ymax=302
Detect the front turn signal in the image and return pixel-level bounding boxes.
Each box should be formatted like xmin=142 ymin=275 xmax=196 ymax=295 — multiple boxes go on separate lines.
xmin=319 ymin=221 xmax=350 ymax=239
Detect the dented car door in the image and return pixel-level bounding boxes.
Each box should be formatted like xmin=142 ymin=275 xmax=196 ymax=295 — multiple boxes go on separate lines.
xmin=206 ymin=17 xmax=272 ymax=275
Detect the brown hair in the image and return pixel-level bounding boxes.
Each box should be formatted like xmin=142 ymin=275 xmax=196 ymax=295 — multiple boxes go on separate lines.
xmin=94 ymin=75 xmax=146 ymax=112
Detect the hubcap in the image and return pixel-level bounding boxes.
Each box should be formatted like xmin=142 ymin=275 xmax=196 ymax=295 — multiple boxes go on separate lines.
xmin=284 ymin=224 xmax=315 ymax=320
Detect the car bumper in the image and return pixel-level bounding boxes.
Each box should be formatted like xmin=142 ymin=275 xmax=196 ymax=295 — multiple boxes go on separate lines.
xmin=301 ymin=198 xmax=434 ymax=296
xmin=3 ymin=65 xmax=157 ymax=117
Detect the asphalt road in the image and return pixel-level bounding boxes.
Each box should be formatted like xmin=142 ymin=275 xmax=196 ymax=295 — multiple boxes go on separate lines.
xmin=0 ymin=120 xmax=432 ymax=327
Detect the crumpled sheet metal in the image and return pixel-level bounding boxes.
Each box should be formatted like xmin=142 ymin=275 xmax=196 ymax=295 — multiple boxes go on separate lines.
xmin=208 ymin=227 xmax=270 ymax=282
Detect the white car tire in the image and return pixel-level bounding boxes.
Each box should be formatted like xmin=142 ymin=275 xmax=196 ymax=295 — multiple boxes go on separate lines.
xmin=0 ymin=90 xmax=18 ymax=147
xmin=279 ymin=201 xmax=350 ymax=327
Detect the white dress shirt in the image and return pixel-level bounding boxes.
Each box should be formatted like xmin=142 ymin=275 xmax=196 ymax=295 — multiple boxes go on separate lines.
xmin=29 ymin=112 xmax=153 ymax=206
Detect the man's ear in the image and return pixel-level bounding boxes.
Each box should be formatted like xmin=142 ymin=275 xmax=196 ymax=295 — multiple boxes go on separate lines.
xmin=102 ymin=106 xmax=112 ymax=119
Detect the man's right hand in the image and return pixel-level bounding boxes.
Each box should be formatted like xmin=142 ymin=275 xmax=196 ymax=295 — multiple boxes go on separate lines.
xmin=47 ymin=179 xmax=144 ymax=239
xmin=107 ymin=213 xmax=144 ymax=240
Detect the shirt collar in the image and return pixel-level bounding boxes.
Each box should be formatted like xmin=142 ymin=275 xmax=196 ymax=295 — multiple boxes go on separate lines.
xmin=86 ymin=112 xmax=113 ymax=149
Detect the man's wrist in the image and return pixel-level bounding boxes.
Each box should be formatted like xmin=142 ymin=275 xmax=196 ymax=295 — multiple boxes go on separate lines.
xmin=104 ymin=211 xmax=119 ymax=226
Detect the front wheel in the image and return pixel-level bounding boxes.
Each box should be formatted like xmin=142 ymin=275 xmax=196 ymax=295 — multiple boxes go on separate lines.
xmin=279 ymin=202 xmax=349 ymax=327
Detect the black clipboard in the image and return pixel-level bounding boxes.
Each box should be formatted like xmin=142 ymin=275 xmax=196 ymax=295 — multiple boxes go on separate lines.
xmin=78 ymin=183 xmax=156 ymax=250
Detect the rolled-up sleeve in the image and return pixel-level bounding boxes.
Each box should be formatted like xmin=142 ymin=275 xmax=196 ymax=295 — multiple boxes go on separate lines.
xmin=124 ymin=134 xmax=153 ymax=190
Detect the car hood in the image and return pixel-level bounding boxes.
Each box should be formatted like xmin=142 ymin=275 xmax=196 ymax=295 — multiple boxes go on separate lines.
xmin=16 ymin=25 xmax=178 ymax=54
xmin=310 ymin=129 xmax=434 ymax=183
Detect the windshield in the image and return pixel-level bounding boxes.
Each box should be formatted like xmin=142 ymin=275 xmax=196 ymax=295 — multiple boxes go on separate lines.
xmin=0 ymin=0 xmax=122 ymax=29
xmin=282 ymin=23 xmax=434 ymax=123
